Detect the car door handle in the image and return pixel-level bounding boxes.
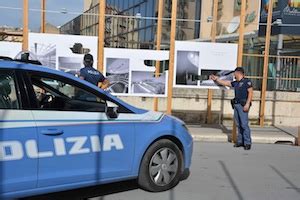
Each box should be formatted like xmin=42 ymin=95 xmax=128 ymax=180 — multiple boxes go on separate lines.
xmin=41 ymin=129 xmax=64 ymax=136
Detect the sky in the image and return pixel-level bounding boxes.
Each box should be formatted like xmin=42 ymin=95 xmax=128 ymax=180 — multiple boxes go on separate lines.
xmin=0 ymin=0 xmax=84 ymax=31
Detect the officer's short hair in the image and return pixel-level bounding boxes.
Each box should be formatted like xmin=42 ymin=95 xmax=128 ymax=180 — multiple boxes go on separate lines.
xmin=234 ymin=67 xmax=245 ymax=75
xmin=84 ymin=54 xmax=93 ymax=62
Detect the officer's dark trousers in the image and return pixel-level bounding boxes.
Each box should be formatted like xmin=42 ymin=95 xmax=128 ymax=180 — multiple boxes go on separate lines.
xmin=233 ymin=104 xmax=252 ymax=145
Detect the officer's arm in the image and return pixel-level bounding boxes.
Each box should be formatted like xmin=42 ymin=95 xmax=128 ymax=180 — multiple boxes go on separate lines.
xmin=98 ymin=79 xmax=110 ymax=90
xmin=246 ymin=87 xmax=253 ymax=105
xmin=210 ymin=75 xmax=231 ymax=87
xmin=243 ymin=87 xmax=253 ymax=112
xmin=79 ymin=69 xmax=85 ymax=80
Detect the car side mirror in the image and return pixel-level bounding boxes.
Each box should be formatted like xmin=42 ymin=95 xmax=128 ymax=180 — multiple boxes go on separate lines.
xmin=105 ymin=101 xmax=119 ymax=119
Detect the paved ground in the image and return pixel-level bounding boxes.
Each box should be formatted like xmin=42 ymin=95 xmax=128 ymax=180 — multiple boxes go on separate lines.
xmin=86 ymin=142 xmax=300 ymax=200
xmin=27 ymin=142 xmax=300 ymax=200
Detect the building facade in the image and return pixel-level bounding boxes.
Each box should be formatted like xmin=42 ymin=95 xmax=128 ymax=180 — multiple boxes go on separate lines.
xmin=59 ymin=0 xmax=300 ymax=92
xmin=0 ymin=26 xmax=23 ymax=42
xmin=60 ymin=0 xmax=201 ymax=49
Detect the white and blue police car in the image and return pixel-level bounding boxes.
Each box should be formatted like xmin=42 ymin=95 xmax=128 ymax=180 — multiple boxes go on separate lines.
xmin=0 ymin=58 xmax=193 ymax=199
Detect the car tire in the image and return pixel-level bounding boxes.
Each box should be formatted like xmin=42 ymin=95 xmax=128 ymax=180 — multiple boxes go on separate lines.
xmin=138 ymin=139 xmax=183 ymax=192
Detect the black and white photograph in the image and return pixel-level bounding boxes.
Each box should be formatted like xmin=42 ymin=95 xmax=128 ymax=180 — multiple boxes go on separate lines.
xmin=30 ymin=42 xmax=56 ymax=69
xmin=58 ymin=57 xmax=82 ymax=75
xmin=175 ymin=51 xmax=199 ymax=86
xmin=106 ymin=58 xmax=130 ymax=94
xmin=131 ymin=71 xmax=166 ymax=95
xmin=28 ymin=33 xmax=98 ymax=71
xmin=199 ymin=69 xmax=234 ymax=88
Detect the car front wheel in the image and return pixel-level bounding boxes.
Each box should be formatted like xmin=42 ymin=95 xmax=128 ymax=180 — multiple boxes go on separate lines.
xmin=138 ymin=139 xmax=183 ymax=192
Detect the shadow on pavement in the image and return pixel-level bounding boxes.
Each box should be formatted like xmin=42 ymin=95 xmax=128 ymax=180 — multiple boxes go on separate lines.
xmin=219 ymin=160 xmax=244 ymax=200
xmin=269 ymin=165 xmax=300 ymax=194
xmin=21 ymin=180 xmax=139 ymax=200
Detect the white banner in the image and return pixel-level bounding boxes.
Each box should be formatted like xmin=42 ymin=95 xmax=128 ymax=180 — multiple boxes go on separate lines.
xmin=104 ymin=48 xmax=169 ymax=97
xmin=29 ymin=33 xmax=98 ymax=75
xmin=174 ymin=41 xmax=238 ymax=89
xmin=0 ymin=42 xmax=22 ymax=58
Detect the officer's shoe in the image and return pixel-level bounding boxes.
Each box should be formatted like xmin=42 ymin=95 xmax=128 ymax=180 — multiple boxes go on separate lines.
xmin=234 ymin=143 xmax=244 ymax=148
xmin=244 ymin=144 xmax=251 ymax=150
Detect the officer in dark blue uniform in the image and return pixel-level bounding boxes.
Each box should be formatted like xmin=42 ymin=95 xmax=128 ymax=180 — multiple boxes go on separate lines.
xmin=210 ymin=67 xmax=253 ymax=150
xmin=79 ymin=54 xmax=109 ymax=89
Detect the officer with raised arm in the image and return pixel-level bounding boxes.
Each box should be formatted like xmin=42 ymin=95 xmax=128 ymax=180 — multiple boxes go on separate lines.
xmin=80 ymin=54 xmax=109 ymax=89
xmin=210 ymin=67 xmax=253 ymax=150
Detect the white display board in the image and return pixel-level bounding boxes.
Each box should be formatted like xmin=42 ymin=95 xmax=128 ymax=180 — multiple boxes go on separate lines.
xmin=29 ymin=33 xmax=98 ymax=75
xmin=174 ymin=41 xmax=238 ymax=89
xmin=0 ymin=39 xmax=238 ymax=95
xmin=104 ymin=48 xmax=169 ymax=97
xmin=0 ymin=42 xmax=22 ymax=58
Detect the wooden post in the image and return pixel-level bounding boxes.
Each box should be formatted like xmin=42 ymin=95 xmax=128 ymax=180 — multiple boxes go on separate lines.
xmin=206 ymin=0 xmax=218 ymax=124
xmin=41 ymin=0 xmax=46 ymax=33
xmin=97 ymin=0 xmax=106 ymax=72
xmin=166 ymin=0 xmax=177 ymax=115
xmin=154 ymin=0 xmax=164 ymax=111
xmin=297 ymin=126 xmax=300 ymax=146
xmin=22 ymin=0 xmax=29 ymax=51
xmin=237 ymin=0 xmax=246 ymax=67
xmin=232 ymin=0 xmax=247 ymax=143
xmin=260 ymin=0 xmax=273 ymax=127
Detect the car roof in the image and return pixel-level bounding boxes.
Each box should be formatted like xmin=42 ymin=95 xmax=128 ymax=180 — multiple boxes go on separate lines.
xmin=0 ymin=60 xmax=147 ymax=114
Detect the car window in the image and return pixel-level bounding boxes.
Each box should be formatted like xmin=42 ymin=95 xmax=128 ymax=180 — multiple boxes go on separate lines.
xmin=0 ymin=72 xmax=19 ymax=109
xmin=30 ymin=75 xmax=106 ymax=112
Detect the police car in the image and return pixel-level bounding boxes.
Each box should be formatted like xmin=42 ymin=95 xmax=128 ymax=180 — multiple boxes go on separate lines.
xmin=0 ymin=59 xmax=193 ymax=199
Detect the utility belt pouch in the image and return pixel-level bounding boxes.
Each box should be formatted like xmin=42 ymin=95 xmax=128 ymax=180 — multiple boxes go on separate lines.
xmin=240 ymin=99 xmax=247 ymax=106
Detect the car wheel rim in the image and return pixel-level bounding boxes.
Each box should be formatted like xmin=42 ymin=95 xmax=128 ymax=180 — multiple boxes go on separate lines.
xmin=149 ymin=147 xmax=179 ymax=186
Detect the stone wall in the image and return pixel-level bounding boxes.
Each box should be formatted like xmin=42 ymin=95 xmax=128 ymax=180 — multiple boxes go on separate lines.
xmin=118 ymin=88 xmax=300 ymax=127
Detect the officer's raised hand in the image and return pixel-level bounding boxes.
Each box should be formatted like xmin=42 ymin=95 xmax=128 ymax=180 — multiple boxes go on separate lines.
xmin=209 ymin=74 xmax=218 ymax=81
xmin=209 ymin=74 xmax=232 ymax=87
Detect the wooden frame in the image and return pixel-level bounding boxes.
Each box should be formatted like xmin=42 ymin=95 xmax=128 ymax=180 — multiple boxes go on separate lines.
xmin=41 ymin=0 xmax=46 ymax=33
xmin=98 ymin=0 xmax=106 ymax=72
xmin=166 ymin=0 xmax=178 ymax=115
xmin=260 ymin=0 xmax=274 ymax=127
xmin=154 ymin=0 xmax=164 ymax=111
xmin=243 ymin=53 xmax=300 ymax=59
xmin=231 ymin=0 xmax=247 ymax=143
xmin=22 ymin=0 xmax=29 ymax=51
xmin=297 ymin=126 xmax=300 ymax=146
xmin=206 ymin=0 xmax=219 ymax=124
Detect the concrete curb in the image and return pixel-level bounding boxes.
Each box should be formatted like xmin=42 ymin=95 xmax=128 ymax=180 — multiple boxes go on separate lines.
xmin=192 ymin=134 xmax=228 ymax=143
xmin=191 ymin=134 xmax=296 ymax=144
xmin=189 ymin=128 xmax=296 ymax=144
xmin=251 ymin=135 xmax=296 ymax=144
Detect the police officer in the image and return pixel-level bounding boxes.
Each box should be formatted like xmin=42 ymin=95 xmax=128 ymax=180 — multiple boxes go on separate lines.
xmin=210 ymin=67 xmax=253 ymax=150
xmin=80 ymin=54 xmax=110 ymax=89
